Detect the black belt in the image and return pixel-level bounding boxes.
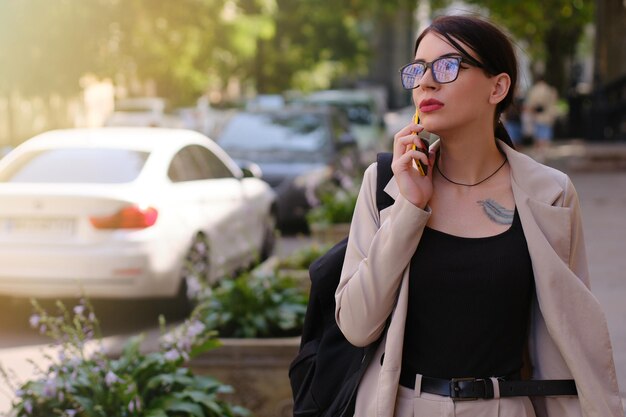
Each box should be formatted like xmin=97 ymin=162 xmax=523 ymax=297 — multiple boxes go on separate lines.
xmin=400 ymin=374 xmax=577 ymax=401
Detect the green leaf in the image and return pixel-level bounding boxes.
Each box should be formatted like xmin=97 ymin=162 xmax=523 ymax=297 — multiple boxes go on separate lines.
xmin=146 ymin=372 xmax=194 ymax=391
xmin=179 ymin=390 xmax=220 ymax=409
xmin=191 ymin=375 xmax=224 ymax=393
xmin=188 ymin=338 xmax=221 ymax=358
xmin=165 ymin=400 xmax=205 ymax=417
xmin=73 ymin=395 xmax=95 ymax=413
xmin=144 ymin=409 xmax=169 ymax=417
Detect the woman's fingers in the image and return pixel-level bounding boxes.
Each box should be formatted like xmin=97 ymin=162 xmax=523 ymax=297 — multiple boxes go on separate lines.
xmin=390 ymin=124 xmax=435 ymax=209
xmin=393 ymin=132 xmax=425 ymax=160
xmin=393 ymin=123 xmax=423 ymax=154
xmin=393 ymin=131 xmax=431 ymax=174
xmin=392 ymin=147 xmax=430 ymax=175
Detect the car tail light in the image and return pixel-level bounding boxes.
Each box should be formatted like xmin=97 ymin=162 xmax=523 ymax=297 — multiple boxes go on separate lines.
xmin=89 ymin=206 xmax=158 ymax=229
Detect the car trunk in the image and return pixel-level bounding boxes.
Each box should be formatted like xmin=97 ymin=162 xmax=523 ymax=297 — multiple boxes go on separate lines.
xmin=0 ymin=184 xmax=148 ymax=245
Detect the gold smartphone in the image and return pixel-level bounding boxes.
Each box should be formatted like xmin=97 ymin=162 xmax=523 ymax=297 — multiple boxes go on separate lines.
xmin=412 ymin=109 xmax=428 ymax=176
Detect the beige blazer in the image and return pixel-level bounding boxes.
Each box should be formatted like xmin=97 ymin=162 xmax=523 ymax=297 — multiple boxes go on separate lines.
xmin=335 ymin=141 xmax=624 ymax=417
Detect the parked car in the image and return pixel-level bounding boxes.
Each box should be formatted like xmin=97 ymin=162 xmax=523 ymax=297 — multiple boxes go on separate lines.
xmin=0 ymin=127 xmax=277 ymax=300
xmin=294 ymin=89 xmax=388 ymax=164
xmin=104 ymin=97 xmax=183 ymax=128
xmin=217 ymin=106 xmax=361 ymax=229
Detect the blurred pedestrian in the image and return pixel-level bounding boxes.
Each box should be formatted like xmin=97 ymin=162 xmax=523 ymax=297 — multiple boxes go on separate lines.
xmin=502 ymin=94 xmax=524 ymax=146
xmin=525 ymin=75 xmax=559 ymax=152
xmin=335 ymin=13 xmax=624 ymax=417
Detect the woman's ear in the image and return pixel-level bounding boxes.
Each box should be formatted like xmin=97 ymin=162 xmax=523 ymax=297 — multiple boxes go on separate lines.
xmin=489 ymin=73 xmax=511 ymax=105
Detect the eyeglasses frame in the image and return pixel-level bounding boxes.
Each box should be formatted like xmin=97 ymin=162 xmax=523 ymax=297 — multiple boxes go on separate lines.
xmin=399 ymin=54 xmax=486 ymax=90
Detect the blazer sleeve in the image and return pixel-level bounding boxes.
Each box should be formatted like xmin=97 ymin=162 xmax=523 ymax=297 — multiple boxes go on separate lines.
xmin=335 ymin=163 xmax=430 ymax=346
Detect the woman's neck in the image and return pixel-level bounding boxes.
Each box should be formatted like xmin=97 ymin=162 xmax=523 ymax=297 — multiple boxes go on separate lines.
xmin=436 ymin=131 xmax=505 ymax=186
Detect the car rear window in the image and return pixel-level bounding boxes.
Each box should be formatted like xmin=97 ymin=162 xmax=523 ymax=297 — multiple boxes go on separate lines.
xmin=0 ymin=148 xmax=149 ymax=183
xmin=219 ymin=113 xmax=329 ymax=152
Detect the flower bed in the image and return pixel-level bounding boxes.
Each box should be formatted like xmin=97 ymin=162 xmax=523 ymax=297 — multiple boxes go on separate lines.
xmin=1 ymin=300 xmax=247 ymax=417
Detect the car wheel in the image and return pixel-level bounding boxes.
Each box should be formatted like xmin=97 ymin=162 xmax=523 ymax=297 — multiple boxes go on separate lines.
xmin=260 ymin=211 xmax=278 ymax=261
xmin=178 ymin=233 xmax=211 ymax=303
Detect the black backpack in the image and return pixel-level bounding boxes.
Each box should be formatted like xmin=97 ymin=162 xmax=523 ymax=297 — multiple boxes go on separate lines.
xmin=289 ymin=152 xmax=394 ymax=417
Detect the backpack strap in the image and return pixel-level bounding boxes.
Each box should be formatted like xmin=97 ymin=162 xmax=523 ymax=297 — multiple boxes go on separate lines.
xmin=375 ymin=152 xmax=395 ymax=212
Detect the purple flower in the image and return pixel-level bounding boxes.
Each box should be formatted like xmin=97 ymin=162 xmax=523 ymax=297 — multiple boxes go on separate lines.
xmin=24 ymin=400 xmax=33 ymax=414
xmin=65 ymin=410 xmax=77 ymax=417
xmin=164 ymin=349 xmax=180 ymax=361
xmin=42 ymin=378 xmax=57 ymax=398
xmin=186 ymin=320 xmax=205 ymax=339
xmin=161 ymin=332 xmax=176 ymax=346
xmin=29 ymin=314 xmax=40 ymax=328
xmin=73 ymin=305 xmax=85 ymax=316
xmin=185 ymin=276 xmax=202 ymax=298
xmin=105 ymin=370 xmax=120 ymax=386
xmin=128 ymin=396 xmax=140 ymax=413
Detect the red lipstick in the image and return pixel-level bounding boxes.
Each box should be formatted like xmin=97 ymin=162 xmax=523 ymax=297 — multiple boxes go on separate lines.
xmin=419 ymin=99 xmax=444 ymax=113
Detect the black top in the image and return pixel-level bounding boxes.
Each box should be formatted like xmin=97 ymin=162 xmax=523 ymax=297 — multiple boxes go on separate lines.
xmin=400 ymin=209 xmax=534 ymax=383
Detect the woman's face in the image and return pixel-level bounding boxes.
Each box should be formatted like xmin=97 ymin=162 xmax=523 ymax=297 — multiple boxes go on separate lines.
xmin=412 ymin=32 xmax=495 ymax=135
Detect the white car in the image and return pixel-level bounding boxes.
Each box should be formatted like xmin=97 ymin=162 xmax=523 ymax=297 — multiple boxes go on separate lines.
xmin=0 ymin=128 xmax=277 ymax=300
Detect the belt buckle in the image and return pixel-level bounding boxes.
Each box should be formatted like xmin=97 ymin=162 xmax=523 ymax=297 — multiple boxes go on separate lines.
xmin=449 ymin=377 xmax=480 ymax=401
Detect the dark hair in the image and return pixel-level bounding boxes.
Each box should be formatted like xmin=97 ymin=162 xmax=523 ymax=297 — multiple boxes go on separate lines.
xmin=414 ymin=15 xmax=517 ymax=148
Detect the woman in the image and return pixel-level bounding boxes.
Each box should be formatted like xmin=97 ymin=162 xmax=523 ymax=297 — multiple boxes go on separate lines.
xmin=334 ymin=15 xmax=623 ymax=417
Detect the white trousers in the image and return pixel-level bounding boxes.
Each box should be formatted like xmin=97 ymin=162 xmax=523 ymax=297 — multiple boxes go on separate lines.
xmin=393 ymin=375 xmax=537 ymax=417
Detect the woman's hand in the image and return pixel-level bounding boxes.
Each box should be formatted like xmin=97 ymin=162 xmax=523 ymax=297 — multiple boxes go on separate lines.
xmin=391 ymin=122 xmax=436 ymax=209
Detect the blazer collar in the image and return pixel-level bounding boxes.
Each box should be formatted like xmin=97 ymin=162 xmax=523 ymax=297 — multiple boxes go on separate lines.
xmin=382 ymin=140 xmax=564 ymax=205
xmin=499 ymin=141 xmax=564 ymax=204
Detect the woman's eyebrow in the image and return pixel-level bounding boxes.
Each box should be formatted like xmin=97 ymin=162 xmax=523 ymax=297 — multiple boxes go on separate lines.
xmin=413 ymin=52 xmax=463 ymax=62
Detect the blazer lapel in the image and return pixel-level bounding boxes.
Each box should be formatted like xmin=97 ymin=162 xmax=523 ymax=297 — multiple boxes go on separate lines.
xmin=502 ymin=143 xmax=573 ymax=265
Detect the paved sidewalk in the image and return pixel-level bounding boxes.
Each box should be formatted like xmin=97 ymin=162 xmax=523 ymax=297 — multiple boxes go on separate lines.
xmin=540 ymin=140 xmax=626 ymax=411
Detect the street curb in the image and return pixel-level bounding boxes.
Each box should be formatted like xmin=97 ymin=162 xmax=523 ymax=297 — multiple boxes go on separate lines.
xmin=525 ymin=140 xmax=626 ymax=172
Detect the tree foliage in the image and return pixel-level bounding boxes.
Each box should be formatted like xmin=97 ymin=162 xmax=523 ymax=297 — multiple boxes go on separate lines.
xmin=0 ymin=0 xmax=594 ymax=106
xmin=464 ymin=0 xmax=593 ymax=93
xmin=0 ymin=0 xmax=114 ymax=98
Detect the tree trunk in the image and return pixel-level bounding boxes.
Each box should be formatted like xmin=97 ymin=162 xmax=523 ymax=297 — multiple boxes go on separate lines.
xmin=544 ymin=26 xmax=575 ymax=96
xmin=367 ymin=7 xmax=414 ymax=110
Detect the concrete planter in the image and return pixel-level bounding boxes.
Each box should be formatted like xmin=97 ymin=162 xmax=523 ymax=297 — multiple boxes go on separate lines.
xmin=254 ymin=255 xmax=311 ymax=293
xmin=309 ymin=222 xmax=351 ymax=245
xmin=189 ymin=337 xmax=300 ymax=417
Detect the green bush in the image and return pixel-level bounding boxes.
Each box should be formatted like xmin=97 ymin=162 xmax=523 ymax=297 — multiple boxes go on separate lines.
xmin=196 ymin=270 xmax=308 ymax=338
xmin=306 ymin=185 xmax=358 ymax=227
xmin=1 ymin=299 xmax=248 ymax=417
xmin=277 ymin=243 xmax=332 ymax=270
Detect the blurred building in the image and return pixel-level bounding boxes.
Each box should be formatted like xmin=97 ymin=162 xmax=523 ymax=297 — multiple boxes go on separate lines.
xmin=591 ymin=0 xmax=626 ymax=141
xmin=363 ymin=6 xmax=415 ymax=110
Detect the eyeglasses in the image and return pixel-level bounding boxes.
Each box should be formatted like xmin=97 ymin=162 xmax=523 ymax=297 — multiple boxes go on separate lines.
xmin=399 ymin=56 xmax=478 ymax=89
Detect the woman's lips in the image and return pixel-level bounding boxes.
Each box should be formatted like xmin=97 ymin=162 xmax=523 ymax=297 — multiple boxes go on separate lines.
xmin=419 ymin=99 xmax=444 ymax=113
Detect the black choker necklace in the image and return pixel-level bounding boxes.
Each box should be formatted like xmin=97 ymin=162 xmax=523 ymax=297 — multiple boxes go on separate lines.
xmin=436 ymin=158 xmax=507 ymax=187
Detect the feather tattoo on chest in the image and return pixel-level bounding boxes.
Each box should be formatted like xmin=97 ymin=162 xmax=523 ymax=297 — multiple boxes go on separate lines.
xmin=477 ymin=199 xmax=514 ymax=225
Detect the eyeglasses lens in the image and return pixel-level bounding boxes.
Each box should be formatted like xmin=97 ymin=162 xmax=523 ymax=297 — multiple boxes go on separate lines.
xmin=400 ymin=57 xmax=461 ymax=89
xmin=401 ymin=64 xmax=425 ymax=89
xmin=433 ymin=58 xmax=459 ymax=83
